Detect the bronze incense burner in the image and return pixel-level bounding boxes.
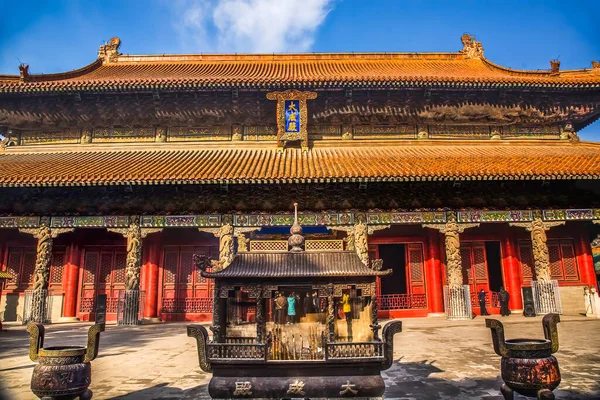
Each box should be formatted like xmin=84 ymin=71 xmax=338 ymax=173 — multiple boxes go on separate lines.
xmin=188 ymin=206 xmax=403 ymax=399
xmin=27 ymin=323 xmax=105 ymax=400
xmin=188 ymin=320 xmax=402 ymax=399
xmin=486 ymin=314 xmax=561 ymax=400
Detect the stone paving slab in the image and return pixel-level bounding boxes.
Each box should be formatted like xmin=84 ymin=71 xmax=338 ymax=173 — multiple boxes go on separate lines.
xmin=0 ymin=315 xmax=598 ymax=399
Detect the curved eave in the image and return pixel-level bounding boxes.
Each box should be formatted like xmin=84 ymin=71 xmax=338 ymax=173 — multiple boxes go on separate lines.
xmin=0 ymin=174 xmax=598 ymax=188
xmin=1 ymin=79 xmax=599 ymax=95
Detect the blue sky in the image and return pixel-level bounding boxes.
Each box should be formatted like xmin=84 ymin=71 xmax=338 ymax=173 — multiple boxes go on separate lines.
xmin=1 ymin=0 xmax=599 ymax=139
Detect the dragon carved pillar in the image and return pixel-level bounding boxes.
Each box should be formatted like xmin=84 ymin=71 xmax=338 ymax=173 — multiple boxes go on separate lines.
xmin=511 ymin=216 xmax=565 ymax=282
xmin=19 ymin=217 xmax=74 ymax=322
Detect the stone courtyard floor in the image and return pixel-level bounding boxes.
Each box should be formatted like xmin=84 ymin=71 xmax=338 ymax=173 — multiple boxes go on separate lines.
xmin=0 ymin=315 xmax=599 ymax=400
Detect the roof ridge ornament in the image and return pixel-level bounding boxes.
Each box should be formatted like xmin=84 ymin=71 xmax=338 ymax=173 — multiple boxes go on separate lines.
xmin=288 ymin=203 xmax=305 ymax=252
xmin=18 ymin=64 xmax=29 ymax=81
xmin=98 ymin=37 xmax=122 ymax=64
xmin=550 ymin=59 xmax=560 ymax=75
xmin=591 ymin=60 xmax=600 ymax=72
xmin=460 ymin=33 xmax=484 ymax=59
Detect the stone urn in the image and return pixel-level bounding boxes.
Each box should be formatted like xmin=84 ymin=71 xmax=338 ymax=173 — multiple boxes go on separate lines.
xmin=27 ymin=322 xmax=105 ymax=400
xmin=486 ymin=314 xmax=560 ymax=400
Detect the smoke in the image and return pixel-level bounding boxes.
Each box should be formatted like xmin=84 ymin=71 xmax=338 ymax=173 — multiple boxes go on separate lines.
xmin=173 ymin=0 xmax=334 ymax=53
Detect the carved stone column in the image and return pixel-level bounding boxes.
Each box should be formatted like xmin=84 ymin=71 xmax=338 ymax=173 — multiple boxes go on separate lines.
xmin=234 ymin=227 xmax=260 ymax=253
xmin=423 ymin=213 xmax=478 ymax=319
xmin=108 ymin=217 xmax=160 ymax=324
xmin=198 ymin=223 xmax=235 ymax=271
xmin=510 ymin=217 xmax=564 ymax=282
xmin=328 ymin=223 xmax=390 ymax=266
xmin=423 ymin=218 xmax=479 ymax=288
xmin=510 ymin=216 xmax=565 ymax=314
xmin=20 ymin=217 xmax=74 ymax=323
xmin=108 ymin=217 xmax=150 ymax=291
xmin=354 ymin=222 xmax=369 ymax=265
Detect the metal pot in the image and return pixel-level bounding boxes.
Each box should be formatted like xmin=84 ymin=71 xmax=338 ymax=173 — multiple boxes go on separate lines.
xmin=486 ymin=314 xmax=560 ymax=400
xmin=27 ymin=323 xmax=104 ymax=400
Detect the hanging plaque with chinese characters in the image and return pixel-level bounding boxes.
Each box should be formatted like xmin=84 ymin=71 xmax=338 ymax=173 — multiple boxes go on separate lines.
xmin=267 ymin=89 xmax=317 ymax=151
xmin=285 ymin=100 xmax=300 ymax=133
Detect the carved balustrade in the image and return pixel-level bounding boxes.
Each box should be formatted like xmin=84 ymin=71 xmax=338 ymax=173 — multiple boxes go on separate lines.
xmin=207 ymin=343 xmax=267 ymax=361
xmin=378 ymin=294 xmax=428 ymax=310
xmin=326 ymin=342 xmax=385 ymax=360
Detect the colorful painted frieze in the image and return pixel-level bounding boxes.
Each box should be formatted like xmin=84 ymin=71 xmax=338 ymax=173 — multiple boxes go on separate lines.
xmin=51 ymin=216 xmax=129 ymax=228
xmin=141 ymin=215 xmax=221 ymax=227
xmin=234 ymin=212 xmax=352 ymax=227
xmin=0 ymin=216 xmax=40 ymax=228
xmin=457 ymin=210 xmax=533 ymax=223
xmin=367 ymin=211 xmax=445 ymax=224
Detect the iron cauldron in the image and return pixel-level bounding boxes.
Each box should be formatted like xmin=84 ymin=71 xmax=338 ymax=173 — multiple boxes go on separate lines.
xmin=27 ymin=322 xmax=105 ymax=400
xmin=486 ymin=314 xmax=560 ymax=400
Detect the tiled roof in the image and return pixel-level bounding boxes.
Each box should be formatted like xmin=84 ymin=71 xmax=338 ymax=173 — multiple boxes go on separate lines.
xmin=202 ymin=251 xmax=390 ymax=278
xmin=1 ymin=50 xmax=599 ymax=94
xmin=0 ymin=141 xmax=598 ymax=187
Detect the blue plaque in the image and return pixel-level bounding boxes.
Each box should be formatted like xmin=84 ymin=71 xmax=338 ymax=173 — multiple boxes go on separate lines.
xmin=284 ymin=100 xmax=300 ymax=132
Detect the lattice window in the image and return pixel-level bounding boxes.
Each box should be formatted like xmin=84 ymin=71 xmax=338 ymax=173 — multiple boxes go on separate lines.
xmin=113 ymin=252 xmax=126 ymax=284
xmin=181 ymin=251 xmax=194 ymax=284
xmin=80 ymin=298 xmax=95 ymax=313
xmin=473 ymin=247 xmax=487 ymax=280
xmin=408 ymin=249 xmax=423 ymax=281
xmin=519 ymin=243 xmax=535 ymax=283
xmin=561 ymin=243 xmax=578 ymax=281
xmin=548 ymin=244 xmax=563 ymax=280
xmin=195 ymin=248 xmax=210 ymax=283
xmin=250 ymin=240 xmax=288 ymax=252
xmin=21 ymin=251 xmax=36 ymax=287
xmin=100 ymin=253 xmax=112 ymax=283
xmin=83 ymin=252 xmax=98 ymax=284
xmin=50 ymin=252 xmax=65 ymax=284
xmin=460 ymin=248 xmax=472 ymax=269
xmin=183 ymin=298 xmax=213 ymax=313
xmin=6 ymin=249 xmax=22 ymax=287
xmin=305 ymin=240 xmax=344 ymax=251
xmin=164 ymin=251 xmax=178 ymax=284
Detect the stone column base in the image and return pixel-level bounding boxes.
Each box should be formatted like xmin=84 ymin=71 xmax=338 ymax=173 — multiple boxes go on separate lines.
xmin=141 ymin=317 xmax=162 ymax=325
xmin=57 ymin=317 xmax=80 ymax=323
xmin=427 ymin=312 xmax=445 ymax=317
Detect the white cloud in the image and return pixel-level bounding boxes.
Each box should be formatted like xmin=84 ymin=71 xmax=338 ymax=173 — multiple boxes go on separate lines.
xmin=173 ymin=0 xmax=334 ymax=53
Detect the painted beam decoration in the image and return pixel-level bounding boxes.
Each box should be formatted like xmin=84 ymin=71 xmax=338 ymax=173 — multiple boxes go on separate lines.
xmin=51 ymin=216 xmax=130 ymax=228
xmin=0 ymin=208 xmax=599 ymax=228
xmin=266 ymin=89 xmax=317 ymax=151
xmin=0 ymin=216 xmax=40 ymax=228
xmin=457 ymin=210 xmax=534 ymax=223
xmin=140 ymin=215 xmax=221 ymax=228
xmin=367 ymin=211 xmax=446 ymax=224
xmin=234 ymin=212 xmax=353 ymax=227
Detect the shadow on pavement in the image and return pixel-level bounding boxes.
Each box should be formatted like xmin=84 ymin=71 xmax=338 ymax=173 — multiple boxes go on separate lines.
xmin=108 ymin=382 xmax=210 ymax=400
xmin=383 ymin=359 xmax=600 ymax=400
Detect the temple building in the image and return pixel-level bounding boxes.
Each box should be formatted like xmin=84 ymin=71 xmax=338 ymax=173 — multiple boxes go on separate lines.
xmin=0 ymin=34 xmax=599 ymax=323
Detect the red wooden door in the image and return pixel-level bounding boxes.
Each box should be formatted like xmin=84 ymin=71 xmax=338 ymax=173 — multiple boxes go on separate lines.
xmin=406 ymin=243 xmax=426 ymax=295
xmin=161 ymin=245 xmax=216 ymax=319
xmin=461 ymin=242 xmax=490 ymax=293
xmin=79 ymin=246 xmax=126 ymax=321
